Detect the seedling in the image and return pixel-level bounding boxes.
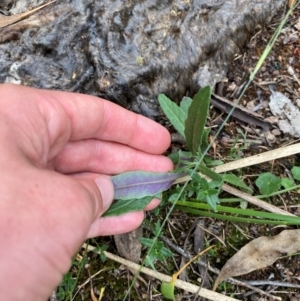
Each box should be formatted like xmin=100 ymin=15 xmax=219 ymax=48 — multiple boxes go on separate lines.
xmin=256 ymin=166 xmax=300 ymax=195
xmin=105 ymin=85 xmax=300 ymax=228
xmin=105 ymin=86 xmax=228 ymax=217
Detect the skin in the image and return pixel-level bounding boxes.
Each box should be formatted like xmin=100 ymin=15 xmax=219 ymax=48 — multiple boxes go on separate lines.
xmin=0 ymin=84 xmax=173 ymax=301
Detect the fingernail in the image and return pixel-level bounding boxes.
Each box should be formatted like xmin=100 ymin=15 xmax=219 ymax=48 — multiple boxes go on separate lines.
xmin=94 ymin=177 xmax=114 ymax=209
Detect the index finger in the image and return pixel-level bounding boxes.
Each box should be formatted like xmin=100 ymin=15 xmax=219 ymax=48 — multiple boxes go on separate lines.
xmin=6 ymin=84 xmax=171 ymax=154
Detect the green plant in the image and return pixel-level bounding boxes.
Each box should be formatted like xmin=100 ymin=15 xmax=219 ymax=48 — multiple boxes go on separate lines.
xmin=62 ymin=3 xmax=300 ymax=300
xmin=255 ymin=166 xmax=300 ymax=195
xmin=104 ymin=86 xmax=238 ymax=217
xmin=139 ymin=221 xmax=173 ymax=267
xmin=106 ymin=84 xmax=297 ymax=225
xmin=57 ymin=254 xmax=88 ymax=300
xmin=160 ymin=245 xmax=214 ymax=300
xmin=156 ymin=88 xmax=300 ymax=225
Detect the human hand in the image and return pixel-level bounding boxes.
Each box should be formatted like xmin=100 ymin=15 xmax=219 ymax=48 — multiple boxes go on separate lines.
xmin=0 ymin=84 xmax=173 ymax=301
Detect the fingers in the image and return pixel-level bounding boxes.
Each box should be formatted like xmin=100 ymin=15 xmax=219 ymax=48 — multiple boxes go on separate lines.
xmin=144 ymin=198 xmax=161 ymax=211
xmin=87 ymin=198 xmax=160 ymax=237
xmin=0 ymin=84 xmax=171 ymax=155
xmin=73 ymin=173 xmax=162 ymax=237
xmin=71 ymin=173 xmax=115 ymax=215
xmin=0 ymin=163 xmax=116 ymax=301
xmin=87 ymin=211 xmax=145 ymax=237
xmin=52 ymin=139 xmax=173 ymax=174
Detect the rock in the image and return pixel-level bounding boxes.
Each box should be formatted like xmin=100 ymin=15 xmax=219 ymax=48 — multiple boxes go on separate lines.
xmin=271 ymin=128 xmax=281 ymax=136
xmin=265 ymin=132 xmax=276 ymax=143
xmin=269 ymin=90 xmax=300 ymax=137
xmin=0 ymin=0 xmax=285 ymax=117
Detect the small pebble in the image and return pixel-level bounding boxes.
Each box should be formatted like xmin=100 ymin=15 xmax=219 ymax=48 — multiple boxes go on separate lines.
xmin=237 ymin=151 xmax=244 ymax=157
xmin=264 ymin=116 xmax=278 ymax=124
xmin=227 ymin=82 xmax=237 ymax=91
xmin=220 ymin=136 xmax=230 ymax=147
xmin=265 ymin=132 xmax=276 ymax=142
xmin=287 ymin=65 xmax=295 ymax=76
xmin=246 ymin=100 xmax=256 ymax=110
xmin=271 ymin=128 xmax=281 ymax=136
xmin=272 ymin=70 xmax=280 ymax=76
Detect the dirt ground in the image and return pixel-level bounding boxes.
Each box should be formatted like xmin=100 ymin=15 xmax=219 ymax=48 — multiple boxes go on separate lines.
xmin=58 ymin=3 xmax=300 ymax=301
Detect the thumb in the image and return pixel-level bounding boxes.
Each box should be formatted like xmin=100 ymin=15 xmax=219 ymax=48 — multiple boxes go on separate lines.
xmin=93 ymin=176 xmax=115 ymax=213
xmin=73 ymin=174 xmax=114 ymax=220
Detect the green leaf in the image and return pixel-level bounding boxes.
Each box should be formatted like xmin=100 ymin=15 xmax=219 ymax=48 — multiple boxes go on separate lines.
xmin=161 ymin=282 xmax=175 ymax=300
xmin=205 ymin=194 xmax=220 ymax=211
xmin=175 ymin=201 xmax=300 ymax=225
xmin=223 ymin=174 xmax=253 ymax=193
xmin=158 ymin=94 xmax=186 ymax=138
xmin=198 ymin=176 xmax=210 ymax=191
xmin=281 ymin=178 xmax=294 ymax=189
xmin=198 ymin=164 xmax=223 ymax=182
xmin=188 ymin=168 xmax=202 ymax=182
xmin=255 ymin=172 xmax=281 ymax=195
xmin=139 ymin=237 xmax=155 ymax=248
xmin=160 ymin=247 xmax=174 ymax=258
xmin=145 ymin=253 xmax=157 ymax=267
xmin=154 ymin=221 xmax=161 ymax=236
xmin=170 ymin=150 xmax=193 ymax=171
xmin=196 ymin=190 xmax=207 ymax=200
xmin=204 ymin=156 xmax=224 ymax=167
xmin=240 ymin=200 xmax=248 ymax=209
xmin=168 ymin=153 xmax=180 ymax=166
xmin=291 ymin=166 xmax=300 ymax=181
xmin=180 ymin=96 xmax=193 ymax=116
xmin=200 ymin=128 xmax=210 ymax=153
xmin=184 ymin=86 xmax=211 ymax=154
xmin=156 ymin=245 xmax=173 ymax=262
xmin=103 ymin=196 xmax=153 ymax=217
xmin=112 ymin=170 xmax=184 ymax=200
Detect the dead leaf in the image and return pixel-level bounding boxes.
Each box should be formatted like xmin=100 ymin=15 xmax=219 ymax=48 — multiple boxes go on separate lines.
xmin=194 ymin=220 xmax=211 ymax=288
xmin=211 ymin=94 xmax=272 ymax=131
xmin=90 ymin=287 xmax=98 ymax=301
xmin=213 ymin=229 xmax=300 ymax=290
xmin=114 ymin=227 xmax=148 ymax=285
xmin=114 ymin=227 xmax=143 ymax=264
xmin=0 ymin=0 xmax=56 ymax=29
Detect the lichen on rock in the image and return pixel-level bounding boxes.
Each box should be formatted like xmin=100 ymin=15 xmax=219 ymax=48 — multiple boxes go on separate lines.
xmin=269 ymin=90 xmax=300 ymax=137
xmin=0 ymin=0 xmax=285 ymax=117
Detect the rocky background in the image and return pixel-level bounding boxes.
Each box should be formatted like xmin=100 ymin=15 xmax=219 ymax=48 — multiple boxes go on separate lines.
xmin=0 ymin=0 xmax=285 ymax=116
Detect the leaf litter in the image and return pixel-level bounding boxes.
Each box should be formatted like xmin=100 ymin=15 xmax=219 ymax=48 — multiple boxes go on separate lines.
xmin=0 ymin=0 xmax=56 ymax=28
xmin=213 ymin=229 xmax=300 ymax=291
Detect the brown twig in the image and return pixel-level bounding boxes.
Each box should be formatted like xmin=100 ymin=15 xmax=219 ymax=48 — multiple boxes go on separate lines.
xmin=142 ymin=229 xmax=282 ymax=300
xmin=0 ymin=0 xmax=56 ymax=28
xmin=175 ymin=143 xmax=300 ymax=216
xmin=83 ymin=243 xmax=239 ymax=301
